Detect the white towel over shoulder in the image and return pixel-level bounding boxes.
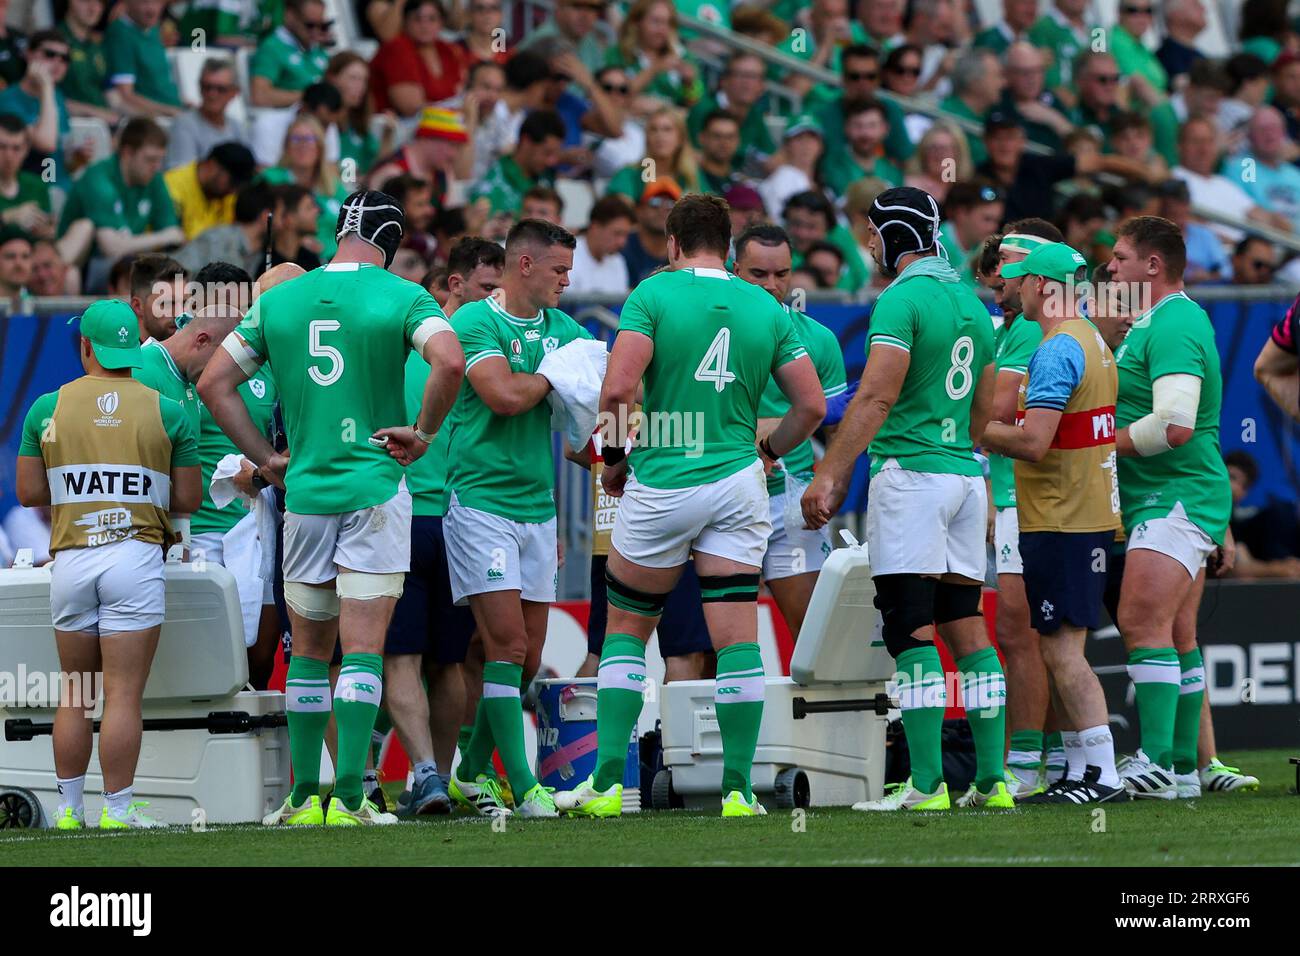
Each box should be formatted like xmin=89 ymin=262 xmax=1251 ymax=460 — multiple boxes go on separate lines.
xmin=539 ymin=338 xmax=609 ymax=449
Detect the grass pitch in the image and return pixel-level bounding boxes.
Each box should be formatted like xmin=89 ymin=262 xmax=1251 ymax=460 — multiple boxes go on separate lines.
xmin=2 ymin=749 xmax=1296 ymax=867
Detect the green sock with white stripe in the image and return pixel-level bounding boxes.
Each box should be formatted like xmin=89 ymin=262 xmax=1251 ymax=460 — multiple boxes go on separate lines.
xmin=1008 ymin=729 xmax=1044 ymax=775
xmin=332 ymin=653 xmax=384 ymax=811
xmin=958 ymin=647 xmax=1007 ymax=793
xmin=1044 ymin=731 xmax=1066 ymax=783
xmin=895 ymin=645 xmax=946 ymax=794
xmin=594 ymin=633 xmax=646 ymax=791
xmin=715 ymin=642 xmax=765 ymax=801
xmin=479 ymin=661 xmax=538 ymax=797
xmin=286 ymin=656 xmax=332 ymax=805
xmin=456 ymin=701 xmax=494 ymax=783
xmin=456 ymin=723 xmax=473 ymax=765
xmin=1127 ymin=648 xmax=1181 ymax=770
xmin=1173 ymin=649 xmax=1205 ymax=774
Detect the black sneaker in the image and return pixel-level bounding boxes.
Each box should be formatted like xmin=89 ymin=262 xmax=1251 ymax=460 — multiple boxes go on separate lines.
xmin=1022 ymin=775 xmax=1080 ymax=804
xmin=1045 ymin=766 xmax=1130 ymax=805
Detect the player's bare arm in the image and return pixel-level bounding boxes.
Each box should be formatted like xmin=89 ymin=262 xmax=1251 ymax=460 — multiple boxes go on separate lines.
xmin=374 ymin=330 xmax=467 ymax=465
xmin=598 ymin=329 xmax=653 ymax=497
xmin=801 ymin=343 xmax=909 ymax=529
xmin=197 ymin=338 xmax=286 ymax=486
xmin=464 ymin=354 xmax=553 ymax=417
xmin=14 ymin=455 xmax=50 ymax=507
xmin=991 ymin=369 xmax=1025 ymax=425
xmin=764 ymin=355 xmax=826 ymax=461
xmin=967 ymin=363 xmax=996 ymax=444
xmin=1253 ymin=338 xmax=1300 ymax=423
xmin=982 ymin=407 xmax=1065 ymax=462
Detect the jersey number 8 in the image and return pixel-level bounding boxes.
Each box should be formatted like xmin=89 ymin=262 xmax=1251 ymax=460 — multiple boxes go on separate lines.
xmin=695 ymin=328 xmax=737 ymax=393
xmin=945 ymin=335 xmax=975 ymax=401
xmin=308 ymin=319 xmax=344 ymax=387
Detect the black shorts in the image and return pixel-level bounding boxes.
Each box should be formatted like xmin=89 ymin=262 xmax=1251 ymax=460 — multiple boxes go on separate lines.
xmin=1019 ymin=529 xmax=1115 ymax=635
xmin=587 ymin=555 xmax=713 ymax=658
xmin=1102 ymin=539 xmax=1126 ymax=624
xmin=385 ymin=514 xmax=475 ymax=663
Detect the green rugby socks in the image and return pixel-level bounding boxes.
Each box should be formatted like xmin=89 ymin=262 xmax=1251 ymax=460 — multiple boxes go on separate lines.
xmin=1173 ymin=649 xmax=1205 ymax=775
xmin=332 ymin=654 xmax=384 ymax=811
xmin=1127 ymin=648 xmax=1180 ymax=769
xmin=285 ymin=656 xmax=331 ymax=805
xmin=593 ymin=633 xmax=646 ymax=792
xmin=958 ymin=647 xmax=1008 ymax=793
xmin=895 ymin=645 xmax=946 ymax=794
xmin=715 ymin=642 xmax=765 ymax=801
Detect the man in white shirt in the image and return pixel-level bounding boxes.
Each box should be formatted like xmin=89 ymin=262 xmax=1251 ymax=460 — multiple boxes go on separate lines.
xmin=566 ymin=195 xmax=634 ymax=296
xmin=1172 ymin=116 xmax=1291 ymax=243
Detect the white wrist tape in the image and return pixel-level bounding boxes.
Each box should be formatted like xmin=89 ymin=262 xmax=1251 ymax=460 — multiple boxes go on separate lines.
xmin=1128 ymin=414 xmax=1172 ymax=456
xmin=1130 ymin=373 xmax=1202 ymax=457
xmin=171 ymin=515 xmax=191 ymax=547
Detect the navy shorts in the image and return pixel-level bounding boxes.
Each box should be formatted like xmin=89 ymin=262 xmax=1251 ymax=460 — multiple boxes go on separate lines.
xmin=1019 ymin=530 xmax=1115 ymax=635
xmin=385 ymin=515 xmax=476 ymax=663
xmin=588 ymin=555 xmax=713 ymax=658
xmin=1102 ymin=539 xmax=1126 ymax=624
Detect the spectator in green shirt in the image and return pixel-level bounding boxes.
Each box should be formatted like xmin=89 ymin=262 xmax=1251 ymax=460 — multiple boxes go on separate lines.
xmin=0 ymin=224 xmax=33 ymax=306
xmin=605 ymin=0 xmax=703 ymax=109
xmin=249 ymin=0 xmax=330 ymax=108
xmin=777 ymin=0 xmax=866 ymax=98
xmin=326 ymin=52 xmax=392 ymax=180
xmin=605 ymin=105 xmax=700 ymax=203
xmin=938 ymin=178 xmax=1004 ymax=286
xmin=470 ymin=109 xmax=564 ymax=217
xmin=687 ymin=52 xmax=776 ymax=178
xmin=0 ymin=112 xmax=52 ymax=235
xmin=1068 ymin=51 xmax=1124 ymax=143
xmin=782 ymin=189 xmax=869 ymax=292
xmin=694 ymin=110 xmax=744 ymax=196
xmin=997 ymin=41 xmax=1074 ymax=151
xmin=1028 ymin=0 xmax=1094 ymax=91
xmin=258 ymin=114 xmax=349 ymax=258
xmin=59 ymin=118 xmax=184 ymax=271
xmin=59 ymin=0 xmax=121 ymax=125
xmin=807 ymin=44 xmax=914 ymax=164
xmin=179 ymin=0 xmax=281 ymax=49
xmin=940 ymin=48 xmax=1005 ymax=166
xmin=820 ymin=97 xmax=903 ymax=197
xmin=1239 ymin=0 xmax=1289 ymax=65
xmin=859 ymin=0 xmax=906 ymax=52
xmin=1109 ymin=0 xmax=1168 ymax=107
xmin=105 ymin=0 xmax=182 ymax=119
xmin=972 ymin=0 xmax=1040 ymax=56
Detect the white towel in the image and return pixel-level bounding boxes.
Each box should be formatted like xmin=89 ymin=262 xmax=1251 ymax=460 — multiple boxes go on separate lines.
xmin=208 ymin=454 xmax=280 ymax=581
xmin=538 ymin=338 xmax=608 ymax=449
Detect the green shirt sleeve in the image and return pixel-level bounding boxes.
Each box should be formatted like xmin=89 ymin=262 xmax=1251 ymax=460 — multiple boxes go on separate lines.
xmin=772 ymin=304 xmax=807 ymax=370
xmin=236 ymin=302 xmax=268 ymax=362
xmin=1147 ymin=309 xmax=1211 ymax=380
xmin=131 ymin=360 xmax=169 ymax=396
xmin=454 ymin=305 xmax=505 ymax=371
xmin=999 ymin=317 xmax=1042 ymax=374
xmin=250 ymin=38 xmax=284 ymax=82
xmin=617 ymin=282 xmax=656 ymax=337
xmin=403 ymin=288 xmax=451 ymax=346
xmin=809 ymin=321 xmax=847 ymax=396
xmin=161 ymin=396 xmax=201 ymax=466
xmin=606 ymin=165 xmax=643 ymax=201
xmin=18 ymin=391 xmax=58 ymax=456
xmin=102 ymin=21 xmax=134 ymax=86
xmin=867 ymin=291 xmax=916 ymax=353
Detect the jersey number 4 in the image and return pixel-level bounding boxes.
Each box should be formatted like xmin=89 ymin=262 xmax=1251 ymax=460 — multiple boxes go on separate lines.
xmin=694 ymin=328 xmax=737 ymax=393
xmin=308 ymin=320 xmax=344 ymax=387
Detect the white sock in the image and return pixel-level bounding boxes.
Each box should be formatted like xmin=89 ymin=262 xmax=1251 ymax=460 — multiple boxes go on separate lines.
xmin=104 ymin=786 xmax=133 ymax=815
xmin=57 ymin=775 xmax=85 ymax=812
xmin=1081 ymin=724 xmax=1120 ymax=788
xmin=413 ymin=760 xmax=439 ymax=780
xmin=1062 ymin=731 xmax=1086 ymax=781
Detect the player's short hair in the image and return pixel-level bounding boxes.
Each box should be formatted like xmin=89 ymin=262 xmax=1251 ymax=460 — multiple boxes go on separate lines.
xmin=447 ymin=236 xmax=505 ymax=277
xmin=1004 ymin=217 xmax=1064 ymax=243
xmin=130 ymin=254 xmax=185 ymax=300
xmin=108 ymin=254 xmax=138 ymax=293
xmin=519 ymin=109 xmax=566 ymax=144
xmin=666 ymin=193 xmax=731 ymax=258
xmin=588 ymin=194 xmax=635 ymax=227
xmin=234 ymin=182 xmax=276 ymax=224
xmin=194 ymin=261 xmax=253 ymax=287
xmin=192 ymin=261 xmax=254 ymax=313
xmin=734 ymin=223 xmax=791 ymax=261
xmin=1116 ymin=215 xmax=1186 ymax=280
xmin=977 ymin=235 xmax=1003 ymax=278
xmin=505 ymin=217 xmax=576 ymax=256
xmin=120 ymin=117 xmax=168 ymax=152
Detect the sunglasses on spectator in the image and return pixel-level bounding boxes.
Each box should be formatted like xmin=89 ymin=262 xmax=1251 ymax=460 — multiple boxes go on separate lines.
xmin=302 ymin=18 xmax=335 ymax=31
xmin=601 ymin=82 xmax=629 ymax=93
xmin=889 ymin=65 xmax=921 ymax=77
xmin=201 ymin=82 xmax=236 ymax=94
xmin=1251 ymin=260 xmax=1275 ymax=272
xmin=844 ymin=70 xmax=878 ymax=82
xmin=1121 ymin=4 xmax=1154 ymax=13
xmin=1093 ymin=73 xmax=1121 ymax=84
xmin=551 ymin=72 xmax=573 ymax=83
xmin=37 ymin=48 xmax=71 ymax=62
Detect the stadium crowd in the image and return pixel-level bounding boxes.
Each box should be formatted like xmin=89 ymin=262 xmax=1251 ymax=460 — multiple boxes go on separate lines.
xmin=3 ymin=0 xmax=1300 ymax=828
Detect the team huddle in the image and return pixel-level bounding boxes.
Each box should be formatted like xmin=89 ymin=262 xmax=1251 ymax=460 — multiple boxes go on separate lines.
xmin=16 ymin=180 xmax=1258 ymax=829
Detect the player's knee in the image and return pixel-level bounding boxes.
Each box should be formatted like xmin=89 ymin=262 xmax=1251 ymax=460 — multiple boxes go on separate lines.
xmin=336 ymin=571 xmax=405 ymax=601
xmin=934 ymin=581 xmax=982 ymax=625
xmin=874 ymin=574 xmax=936 ymax=657
xmin=284 ymin=582 xmax=340 ymax=621
xmin=604 ymin=567 xmax=670 ymax=618
xmin=698 ymin=572 xmax=760 ymax=604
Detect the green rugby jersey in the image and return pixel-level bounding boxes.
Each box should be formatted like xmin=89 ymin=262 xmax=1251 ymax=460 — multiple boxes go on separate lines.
xmin=989 ymin=314 xmax=1043 ymax=508
xmin=1114 ymin=291 xmax=1231 ymax=543
xmin=233 ymin=262 xmax=452 ymax=515
xmin=865 ymin=257 xmax=995 ymax=478
xmin=133 ymin=341 xmax=199 ymax=434
xmin=403 ymin=349 xmax=452 ymax=518
xmin=618 ymin=267 xmax=806 ymax=490
xmin=193 ymin=368 xmax=278 ymax=535
xmin=756 ymin=306 xmax=846 ymax=496
xmin=445 ymin=295 xmax=592 ymax=522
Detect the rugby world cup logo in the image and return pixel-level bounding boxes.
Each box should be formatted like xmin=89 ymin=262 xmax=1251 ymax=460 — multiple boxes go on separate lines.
xmin=97 ymin=392 xmax=119 ymax=417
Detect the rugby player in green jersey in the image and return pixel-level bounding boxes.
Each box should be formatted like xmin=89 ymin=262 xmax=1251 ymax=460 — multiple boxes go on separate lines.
xmin=200 ymin=190 xmax=466 ymax=826
xmin=557 ymin=194 xmax=826 ymax=818
xmin=441 ymin=219 xmax=593 ymax=819
xmin=731 ymin=223 xmax=847 ymax=639
xmin=1105 ymin=218 xmax=1236 ymax=799
xmin=803 ymin=186 xmax=1006 ymax=811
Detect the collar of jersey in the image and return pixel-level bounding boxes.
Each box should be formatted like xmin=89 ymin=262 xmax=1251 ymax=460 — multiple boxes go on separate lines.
xmin=689 ymin=267 xmax=730 ymax=281
xmin=1131 ymin=290 xmax=1190 ymax=329
xmin=147 ymin=339 xmax=185 ymax=384
xmin=324 ymin=262 xmax=373 ymax=272
xmin=486 ymin=293 xmax=543 ymax=325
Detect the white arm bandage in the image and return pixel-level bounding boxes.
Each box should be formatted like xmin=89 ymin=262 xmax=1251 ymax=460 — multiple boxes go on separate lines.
xmin=170 ymin=515 xmax=191 ymax=548
xmin=412 ymin=316 xmax=455 ymax=354
xmin=1128 ymin=373 xmax=1202 ymax=457
xmin=221 ymin=331 xmax=264 ymax=377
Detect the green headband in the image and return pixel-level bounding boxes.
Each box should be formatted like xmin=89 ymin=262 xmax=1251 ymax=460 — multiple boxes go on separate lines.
xmin=1000 ymin=233 xmax=1051 ymax=255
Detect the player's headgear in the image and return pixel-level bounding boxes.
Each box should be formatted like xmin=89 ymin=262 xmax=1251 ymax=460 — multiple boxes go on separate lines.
xmin=336 ymin=189 xmax=405 ymax=268
xmin=867 ymin=186 xmax=942 ymax=273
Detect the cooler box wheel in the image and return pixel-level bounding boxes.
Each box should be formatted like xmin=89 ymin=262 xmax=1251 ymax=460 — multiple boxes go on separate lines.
xmin=773 ymin=768 xmax=810 ymax=809
xmin=651 ymin=768 xmax=675 ymax=810
xmin=0 ymin=787 xmax=45 ymax=829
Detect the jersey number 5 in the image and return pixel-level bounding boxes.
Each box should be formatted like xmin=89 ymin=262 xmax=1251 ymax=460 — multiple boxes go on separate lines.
xmin=945 ymin=335 xmax=975 ymax=400
xmin=308 ymin=319 xmax=344 ymax=387
xmin=694 ymin=328 xmax=737 ymax=393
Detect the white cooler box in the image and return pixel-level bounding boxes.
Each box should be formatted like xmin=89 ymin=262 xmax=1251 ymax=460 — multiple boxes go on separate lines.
xmin=0 ymin=552 xmax=288 ymax=827
xmin=657 ymin=534 xmax=895 ymax=809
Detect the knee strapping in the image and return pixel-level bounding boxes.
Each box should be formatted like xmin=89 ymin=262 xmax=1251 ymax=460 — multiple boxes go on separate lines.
xmin=284 ymin=582 xmax=340 ymax=620
xmin=604 ymin=568 xmax=669 ymax=617
xmin=874 ymin=574 xmax=936 ymax=657
xmin=336 ymin=571 xmax=405 ymax=601
xmin=698 ymin=572 xmax=760 ymax=603
xmin=934 ymin=581 xmax=982 ymax=624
